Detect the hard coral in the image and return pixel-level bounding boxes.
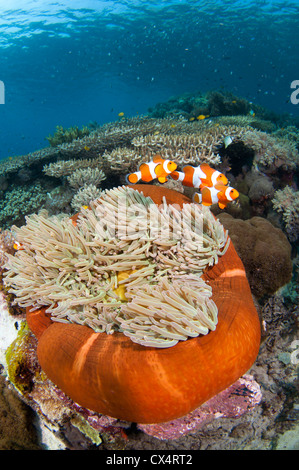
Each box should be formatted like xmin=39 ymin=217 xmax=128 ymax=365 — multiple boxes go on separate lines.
xmin=46 ymin=125 xmax=91 ymax=147
xmin=272 ymin=186 xmax=299 ymax=243
xmin=206 ymin=91 xmax=251 ymax=116
xmin=217 ymin=214 xmax=293 ymax=299
xmin=242 ymin=130 xmax=299 ymax=174
xmin=4 ymin=185 xmax=261 ymax=424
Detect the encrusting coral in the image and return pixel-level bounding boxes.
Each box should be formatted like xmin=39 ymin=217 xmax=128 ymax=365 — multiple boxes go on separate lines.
xmin=3 ymin=185 xmax=261 ymax=424
xmin=217 ymin=213 xmax=293 ymax=298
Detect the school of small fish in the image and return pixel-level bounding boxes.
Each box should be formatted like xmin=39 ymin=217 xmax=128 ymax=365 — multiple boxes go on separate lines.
xmin=126 ymin=150 xmax=239 ymax=209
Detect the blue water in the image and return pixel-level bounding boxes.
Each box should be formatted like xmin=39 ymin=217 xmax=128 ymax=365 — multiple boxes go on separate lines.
xmin=0 ymin=0 xmax=298 ymax=159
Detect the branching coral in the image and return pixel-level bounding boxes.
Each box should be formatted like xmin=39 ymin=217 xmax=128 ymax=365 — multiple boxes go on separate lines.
xmin=99 ymin=147 xmax=144 ymax=175
xmin=272 ymin=186 xmax=299 ymax=242
xmin=43 ymin=157 xmax=102 ymax=178
xmin=46 ymin=125 xmax=91 ymax=147
xmin=242 ymin=130 xmax=299 ymax=174
xmin=70 ymin=184 xmax=102 ymax=212
xmin=0 ymin=183 xmax=47 ymax=229
xmin=67 ymin=168 xmax=106 ymax=190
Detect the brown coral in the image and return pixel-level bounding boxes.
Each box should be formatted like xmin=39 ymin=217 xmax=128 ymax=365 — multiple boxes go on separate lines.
xmin=217 ymin=214 xmax=293 ymax=299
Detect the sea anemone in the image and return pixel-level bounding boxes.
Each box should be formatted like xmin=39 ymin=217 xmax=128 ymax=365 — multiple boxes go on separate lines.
xmin=3 ymin=185 xmax=261 ymax=424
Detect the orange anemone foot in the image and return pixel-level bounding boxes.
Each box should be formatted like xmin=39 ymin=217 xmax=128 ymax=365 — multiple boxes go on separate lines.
xmin=26 ymin=185 xmax=261 ymax=424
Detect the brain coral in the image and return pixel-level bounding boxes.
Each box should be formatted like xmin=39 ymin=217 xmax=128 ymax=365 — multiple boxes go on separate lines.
xmin=217 ymin=214 xmax=293 ymax=299
xmin=3 ymin=185 xmax=261 ymax=424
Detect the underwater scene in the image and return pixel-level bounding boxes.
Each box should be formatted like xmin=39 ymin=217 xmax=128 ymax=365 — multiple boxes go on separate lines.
xmin=0 ymin=0 xmax=298 ymax=452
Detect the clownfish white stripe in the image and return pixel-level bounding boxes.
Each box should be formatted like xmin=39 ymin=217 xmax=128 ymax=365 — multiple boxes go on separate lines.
xmin=225 ymin=186 xmax=233 ymax=201
xmin=148 ymin=161 xmax=159 ymax=179
xmin=162 ymin=160 xmax=171 ymax=172
xmin=211 ymin=170 xmax=220 ymax=187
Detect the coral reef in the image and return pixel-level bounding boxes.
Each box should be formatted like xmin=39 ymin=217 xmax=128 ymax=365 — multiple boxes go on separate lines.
xmin=70 ymin=184 xmax=102 ymax=211
xmin=148 ymin=90 xmax=253 ymax=120
xmin=1 ymin=104 xmax=297 ymax=230
xmin=1 ymin=89 xmax=299 ymax=448
xmin=131 ymin=124 xmax=248 ymax=167
xmin=67 ymin=168 xmax=106 ymax=190
xmin=242 ymin=129 xmax=299 ymax=175
xmin=43 ymin=157 xmax=102 ymax=178
xmin=0 ymin=182 xmax=47 ymax=229
xmin=272 ymin=186 xmax=299 ymax=242
xmin=46 ymin=125 xmax=91 ymax=147
xmin=205 ymin=90 xmax=251 ymax=117
xmin=217 ymin=213 xmax=293 ymax=299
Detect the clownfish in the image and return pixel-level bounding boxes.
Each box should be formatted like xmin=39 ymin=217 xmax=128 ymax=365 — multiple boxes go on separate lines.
xmin=170 ymin=163 xmax=228 ymax=189
xmin=193 ymin=184 xmax=239 ymax=209
xmin=13 ymin=241 xmax=24 ymax=251
xmin=126 ymin=155 xmax=177 ymax=184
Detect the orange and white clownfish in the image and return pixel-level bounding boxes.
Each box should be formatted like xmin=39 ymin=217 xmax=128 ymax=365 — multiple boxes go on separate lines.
xmin=13 ymin=241 xmax=24 ymax=251
xmin=126 ymin=155 xmax=177 ymax=184
xmin=193 ymin=184 xmax=239 ymax=209
xmin=170 ymin=163 xmax=228 ymax=189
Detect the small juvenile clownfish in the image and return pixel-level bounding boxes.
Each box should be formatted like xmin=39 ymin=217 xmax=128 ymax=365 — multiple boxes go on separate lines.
xmin=126 ymin=155 xmax=177 ymax=184
xmin=193 ymin=184 xmax=239 ymax=209
xmin=13 ymin=241 xmax=24 ymax=251
xmin=170 ymin=163 xmax=228 ymax=189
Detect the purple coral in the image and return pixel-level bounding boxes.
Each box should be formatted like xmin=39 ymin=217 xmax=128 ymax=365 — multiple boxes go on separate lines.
xmin=138 ymin=375 xmax=262 ymax=440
